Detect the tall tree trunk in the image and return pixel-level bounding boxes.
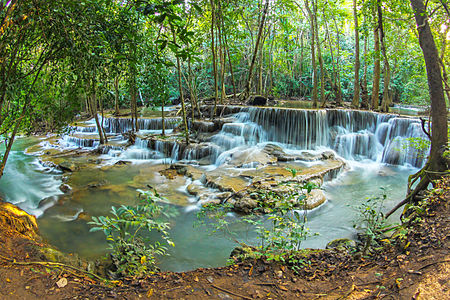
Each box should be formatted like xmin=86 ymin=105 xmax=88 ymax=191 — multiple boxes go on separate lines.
xmin=438 ymin=28 xmax=450 ymax=103
xmin=217 ymin=3 xmax=226 ymax=104
xmin=388 ymin=0 xmax=449 ymax=214
xmin=99 ymin=93 xmax=108 ymax=144
xmin=90 ymin=81 xmax=105 ymax=145
xmin=361 ymin=34 xmax=370 ymax=109
xmin=351 ymin=0 xmax=360 ymax=108
xmin=332 ymin=16 xmax=343 ymax=105
xmin=371 ymin=23 xmax=381 ymax=110
xmin=378 ymin=5 xmax=391 ymax=113
xmin=210 ymin=0 xmax=219 ymax=118
xmin=410 ymin=0 xmax=448 ymax=173
xmin=173 ymin=31 xmax=190 ymax=145
xmin=114 ymin=75 xmax=120 ymax=115
xmin=325 ymin=18 xmax=339 ymax=106
xmin=241 ymin=0 xmax=269 ymax=101
xmin=313 ymin=0 xmax=326 ymax=107
xmin=130 ymin=75 xmax=138 ymax=132
xmin=161 ymin=96 xmax=165 ymax=136
xmin=299 ymin=31 xmax=304 ymax=97
xmin=305 ymin=0 xmax=318 ymax=108
xmin=220 ymin=11 xmax=237 ymax=101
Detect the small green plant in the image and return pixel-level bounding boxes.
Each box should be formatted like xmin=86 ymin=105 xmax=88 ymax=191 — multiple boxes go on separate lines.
xmin=197 ymin=181 xmax=316 ymax=265
xmin=354 ymin=189 xmax=390 ymax=255
xmin=89 ymin=190 xmax=176 ymax=278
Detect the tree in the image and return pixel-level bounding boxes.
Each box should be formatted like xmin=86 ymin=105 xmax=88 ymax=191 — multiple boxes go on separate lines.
xmin=387 ymin=0 xmax=449 ymax=217
xmin=351 ymin=0 xmax=360 ymax=109
xmin=0 ymin=0 xmax=93 ymax=178
xmin=241 ymin=0 xmax=270 ymax=102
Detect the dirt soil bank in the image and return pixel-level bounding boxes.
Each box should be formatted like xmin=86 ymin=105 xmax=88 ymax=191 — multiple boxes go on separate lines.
xmin=0 ymin=178 xmax=449 ymax=299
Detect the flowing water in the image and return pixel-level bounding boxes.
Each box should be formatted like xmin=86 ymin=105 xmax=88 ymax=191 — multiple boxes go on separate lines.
xmin=0 ymin=107 xmax=426 ymax=272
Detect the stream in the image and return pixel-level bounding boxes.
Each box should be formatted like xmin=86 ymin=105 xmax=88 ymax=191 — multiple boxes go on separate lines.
xmin=0 ymin=107 xmax=424 ymax=272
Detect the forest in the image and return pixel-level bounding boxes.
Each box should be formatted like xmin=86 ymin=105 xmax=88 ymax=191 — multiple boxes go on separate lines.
xmin=0 ymin=0 xmax=449 ymax=298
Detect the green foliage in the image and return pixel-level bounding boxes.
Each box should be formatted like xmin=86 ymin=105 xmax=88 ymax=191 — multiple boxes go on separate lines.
xmin=354 ymin=189 xmax=390 ymax=255
xmin=88 ymin=190 xmax=176 ymax=278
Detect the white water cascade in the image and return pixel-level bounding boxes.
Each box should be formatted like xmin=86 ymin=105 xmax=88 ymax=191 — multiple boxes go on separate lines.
xmin=60 ymin=107 xmax=428 ymax=168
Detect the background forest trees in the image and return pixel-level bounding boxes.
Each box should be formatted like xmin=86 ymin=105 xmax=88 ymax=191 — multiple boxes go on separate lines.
xmin=0 ymin=0 xmax=449 ymax=176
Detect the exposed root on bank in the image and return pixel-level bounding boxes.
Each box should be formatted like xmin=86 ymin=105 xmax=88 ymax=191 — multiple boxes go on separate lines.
xmin=0 ymin=254 xmax=107 ymax=282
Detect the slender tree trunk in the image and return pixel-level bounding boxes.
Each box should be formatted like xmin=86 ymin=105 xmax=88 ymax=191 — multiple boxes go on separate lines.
xmin=241 ymin=0 xmax=269 ymax=101
xmin=332 ymin=16 xmax=343 ymax=105
xmin=0 ymin=60 xmax=44 ymax=179
xmin=210 ymin=0 xmax=218 ymax=118
xmin=305 ymin=0 xmax=318 ymax=108
xmin=222 ymin=24 xmax=237 ymax=101
xmin=312 ymin=0 xmax=325 ymax=107
xmin=371 ymin=24 xmax=381 ymax=110
xmin=325 ymin=18 xmax=338 ymax=105
xmin=361 ymin=34 xmax=370 ymax=109
xmin=99 ymin=94 xmax=108 ymax=144
xmin=378 ymin=5 xmax=391 ymax=113
xmin=351 ymin=0 xmax=360 ymax=108
xmin=114 ymin=75 xmax=120 ymax=115
xmin=161 ymin=97 xmax=165 ymax=136
xmin=90 ymin=81 xmax=105 ymax=145
xmin=217 ymin=0 xmax=226 ymax=104
xmin=299 ymin=31 xmax=304 ymax=96
xmin=173 ymin=31 xmax=190 ymax=145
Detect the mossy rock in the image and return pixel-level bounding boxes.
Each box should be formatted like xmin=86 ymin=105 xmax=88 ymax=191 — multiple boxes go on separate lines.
xmin=326 ymin=238 xmax=356 ymax=251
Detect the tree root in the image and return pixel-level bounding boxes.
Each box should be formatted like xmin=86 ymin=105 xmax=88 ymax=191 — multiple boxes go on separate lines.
xmin=385 ymin=166 xmax=432 ymax=219
xmin=0 ymin=254 xmax=107 ymax=282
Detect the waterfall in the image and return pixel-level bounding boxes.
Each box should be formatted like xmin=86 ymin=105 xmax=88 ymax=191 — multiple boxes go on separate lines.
xmin=102 ymin=117 xmax=180 ymax=134
xmin=60 ymin=108 xmax=428 ymax=168
xmin=210 ymin=107 xmax=428 ymax=168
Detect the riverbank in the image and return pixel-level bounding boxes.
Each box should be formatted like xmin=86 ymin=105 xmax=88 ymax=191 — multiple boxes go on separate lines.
xmin=0 ymin=177 xmax=448 ymax=299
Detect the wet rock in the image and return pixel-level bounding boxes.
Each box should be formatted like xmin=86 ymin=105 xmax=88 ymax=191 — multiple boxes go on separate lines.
xmin=225 ymin=148 xmax=276 ymax=167
xmin=192 ymin=121 xmax=218 ymax=133
xmin=76 ymin=211 xmax=91 ymax=222
xmin=87 ymin=181 xmax=107 ymax=189
xmin=182 ymin=143 xmax=220 ymax=161
xmin=187 ymin=184 xmax=202 ymax=196
xmin=203 ymin=174 xmax=249 ymax=193
xmin=199 ymin=197 xmax=221 ymax=206
xmin=115 ymin=160 xmax=131 ymax=165
xmin=234 ymin=197 xmax=258 ymax=213
xmin=216 ymin=192 xmax=232 ymax=200
xmin=122 ymin=131 xmax=136 ymax=145
xmin=58 ymin=162 xmax=78 ymax=172
xmin=247 ymin=96 xmax=267 ymax=106
xmin=326 ymin=238 xmax=357 ymax=251
xmin=321 ymin=151 xmax=335 ymax=160
xmin=230 ymin=246 xmax=246 ymax=259
xmin=170 ymin=163 xmax=189 ymax=175
xmin=59 ymin=184 xmax=72 ymax=193
xmin=305 ymin=189 xmax=326 ymax=209
xmin=159 ymin=168 xmax=178 ymax=179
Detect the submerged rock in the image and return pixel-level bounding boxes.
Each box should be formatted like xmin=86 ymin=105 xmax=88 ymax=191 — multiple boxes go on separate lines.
xmin=59 ymin=184 xmax=72 ymax=193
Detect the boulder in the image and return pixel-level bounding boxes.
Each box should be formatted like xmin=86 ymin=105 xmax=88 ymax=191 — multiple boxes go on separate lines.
xmin=234 ymin=197 xmax=259 ymax=213
xmin=304 ymin=189 xmax=326 ymax=209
